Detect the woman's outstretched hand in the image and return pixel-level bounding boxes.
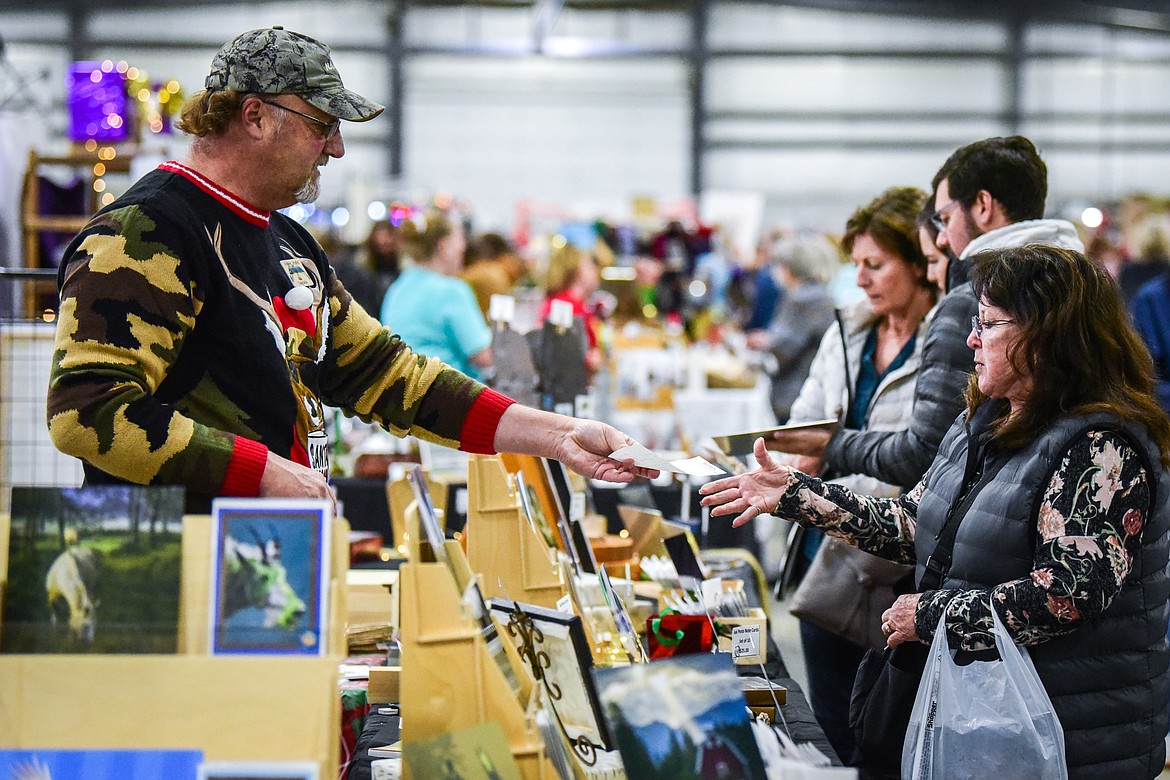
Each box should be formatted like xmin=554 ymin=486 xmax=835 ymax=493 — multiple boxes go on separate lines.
xmin=699 ymin=437 xmax=798 ymax=527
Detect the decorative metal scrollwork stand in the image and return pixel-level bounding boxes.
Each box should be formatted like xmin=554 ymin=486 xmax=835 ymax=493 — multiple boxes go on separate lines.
xmin=505 ymin=606 xmax=603 ymax=766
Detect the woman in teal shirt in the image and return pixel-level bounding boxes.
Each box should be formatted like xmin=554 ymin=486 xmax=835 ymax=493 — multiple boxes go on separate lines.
xmin=380 ymin=211 xmax=493 ymax=380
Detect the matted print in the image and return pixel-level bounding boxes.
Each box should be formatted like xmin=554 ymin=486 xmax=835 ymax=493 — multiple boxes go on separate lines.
xmin=592 ymin=652 xmax=766 ymax=780
xmin=514 ymin=470 xmax=557 ymax=550
xmin=403 ymin=722 xmax=521 ymax=780
xmin=210 ymin=498 xmax=331 ymax=655
xmin=2 ymin=485 xmax=184 ymax=654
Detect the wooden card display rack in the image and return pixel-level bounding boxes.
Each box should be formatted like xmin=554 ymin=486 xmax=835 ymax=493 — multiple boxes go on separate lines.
xmin=387 ymin=469 xmax=447 ymax=556
xmin=397 ymin=498 xmax=556 ymax=780
xmin=466 ymin=454 xmax=567 ymax=611
xmin=0 ymin=514 xmax=348 ymax=778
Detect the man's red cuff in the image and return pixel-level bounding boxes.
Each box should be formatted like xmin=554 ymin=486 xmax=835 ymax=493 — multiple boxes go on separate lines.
xmin=220 ymin=436 xmax=268 ymax=497
xmin=459 ymin=387 xmax=516 ymax=454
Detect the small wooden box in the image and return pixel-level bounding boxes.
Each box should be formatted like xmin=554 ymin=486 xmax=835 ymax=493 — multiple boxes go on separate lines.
xmin=717 ymin=607 xmax=768 ymax=665
xmin=368 ymin=665 xmax=401 ymax=704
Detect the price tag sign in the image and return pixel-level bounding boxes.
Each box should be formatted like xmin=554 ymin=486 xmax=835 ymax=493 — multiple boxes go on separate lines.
xmin=488 ymin=294 xmax=516 ymax=324
xmin=732 ymin=624 xmax=761 ymax=660
xmin=574 ymin=393 xmax=594 ymax=419
xmin=556 ymin=593 xmax=574 ymax=616
xmin=700 ymin=578 xmax=724 ymax=610
xmin=548 ymin=299 xmax=575 ymax=329
xmin=568 ymin=492 xmax=586 ymax=523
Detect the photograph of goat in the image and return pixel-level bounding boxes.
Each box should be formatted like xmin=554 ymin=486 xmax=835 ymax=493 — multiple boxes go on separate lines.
xmin=2 ymin=485 xmax=184 ymax=654
xmin=209 ymin=498 xmax=332 ymax=656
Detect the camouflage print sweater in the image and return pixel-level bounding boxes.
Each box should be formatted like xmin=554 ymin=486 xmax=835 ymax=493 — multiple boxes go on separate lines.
xmin=48 ymin=162 xmax=514 ymax=511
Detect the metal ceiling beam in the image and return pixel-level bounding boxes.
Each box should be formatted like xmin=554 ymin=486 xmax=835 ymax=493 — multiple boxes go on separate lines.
xmin=14 ymin=31 xmax=1170 ymax=65
xmin=388 ymin=0 xmax=405 ymax=179
xmin=2 ymin=0 xmax=1167 ymax=27
xmin=708 ymin=109 xmax=1170 ymax=123
xmin=405 ymin=0 xmax=683 ymax=9
xmin=707 ymin=138 xmax=1170 ymax=153
xmin=65 ymin=5 xmax=88 ymax=63
xmin=717 ymin=0 xmax=1170 ymax=32
xmin=689 ymin=0 xmax=707 ymax=197
xmin=1003 ymin=7 xmax=1025 ymax=135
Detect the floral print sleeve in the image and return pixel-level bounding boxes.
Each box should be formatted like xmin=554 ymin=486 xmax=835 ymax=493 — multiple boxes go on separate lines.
xmin=777 ymin=471 xmax=922 ymax=565
xmin=915 ymin=430 xmax=1151 ymax=651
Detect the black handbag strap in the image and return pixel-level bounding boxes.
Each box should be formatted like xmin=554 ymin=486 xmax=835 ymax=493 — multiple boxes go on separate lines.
xmin=918 ymin=406 xmax=1010 ymax=592
xmin=919 ymin=507 xmax=964 ymax=591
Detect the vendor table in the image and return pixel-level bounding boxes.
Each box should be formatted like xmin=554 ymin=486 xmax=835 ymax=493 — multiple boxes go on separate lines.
xmin=342 ymin=555 xmax=838 ymax=778
xmin=347 ymin=651 xmax=836 ymax=780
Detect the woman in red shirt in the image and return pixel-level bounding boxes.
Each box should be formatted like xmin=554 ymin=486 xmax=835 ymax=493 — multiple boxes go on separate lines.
xmin=539 ymin=243 xmax=603 ymax=373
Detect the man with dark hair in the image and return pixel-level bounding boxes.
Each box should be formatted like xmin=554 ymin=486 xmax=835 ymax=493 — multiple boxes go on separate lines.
xmin=771 ymin=136 xmax=1082 ymax=495
xmin=47 ymin=27 xmax=651 ymax=513
xmin=931 ymin=135 xmax=1079 ymax=260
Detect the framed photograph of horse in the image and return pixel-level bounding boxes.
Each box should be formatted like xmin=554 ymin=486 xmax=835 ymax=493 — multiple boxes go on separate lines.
xmin=2 ymin=485 xmax=184 ymax=653
xmin=209 ymin=498 xmax=332 ymax=656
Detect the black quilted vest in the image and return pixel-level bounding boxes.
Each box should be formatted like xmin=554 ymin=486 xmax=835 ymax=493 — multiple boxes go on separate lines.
xmin=915 ymin=406 xmax=1170 ymax=779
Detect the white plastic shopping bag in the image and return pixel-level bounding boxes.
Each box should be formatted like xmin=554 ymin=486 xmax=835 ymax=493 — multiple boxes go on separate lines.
xmin=901 ymin=604 xmax=1066 ymax=780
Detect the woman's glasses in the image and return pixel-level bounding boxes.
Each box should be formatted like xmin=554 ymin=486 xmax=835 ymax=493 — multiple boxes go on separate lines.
xmin=971 ymin=316 xmax=1013 ymax=337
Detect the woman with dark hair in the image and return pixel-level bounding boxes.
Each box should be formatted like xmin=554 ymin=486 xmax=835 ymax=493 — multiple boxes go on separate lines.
xmin=334 ymin=220 xmax=401 ymax=315
xmin=702 ymin=245 xmax=1170 ymax=779
xmin=916 ymin=200 xmax=958 ymax=295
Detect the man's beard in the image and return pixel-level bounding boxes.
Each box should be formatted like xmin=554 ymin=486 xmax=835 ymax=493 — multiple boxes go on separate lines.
xmin=295 ymin=167 xmax=322 ymax=204
xmin=294 ymin=156 xmax=328 ymax=204
xmin=959 ymin=207 xmax=981 ymax=243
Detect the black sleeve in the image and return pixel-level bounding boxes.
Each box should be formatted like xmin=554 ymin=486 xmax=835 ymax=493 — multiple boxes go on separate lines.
xmin=823 ymin=284 xmax=978 ymax=487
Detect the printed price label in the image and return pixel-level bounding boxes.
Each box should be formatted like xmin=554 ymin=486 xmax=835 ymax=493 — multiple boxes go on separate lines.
xmin=556 ymin=594 xmax=574 ymax=616
xmin=732 ymin=624 xmax=761 ymax=659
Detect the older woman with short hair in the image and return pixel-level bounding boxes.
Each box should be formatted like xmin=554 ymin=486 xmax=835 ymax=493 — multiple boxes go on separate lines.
xmin=777 ymin=186 xmax=936 ymax=765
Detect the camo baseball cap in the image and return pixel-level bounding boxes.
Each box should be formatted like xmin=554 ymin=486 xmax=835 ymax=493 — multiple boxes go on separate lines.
xmin=205 ymin=26 xmax=384 ymax=122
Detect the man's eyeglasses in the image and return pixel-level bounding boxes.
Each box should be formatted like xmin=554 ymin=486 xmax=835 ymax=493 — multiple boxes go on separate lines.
xmin=261 ymin=99 xmax=341 ymax=140
xmin=930 ymin=200 xmax=960 ymax=233
xmin=970 ymin=316 xmax=1013 ymax=337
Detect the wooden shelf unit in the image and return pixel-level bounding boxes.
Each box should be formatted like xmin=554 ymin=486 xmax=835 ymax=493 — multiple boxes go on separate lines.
xmin=18 ymin=148 xmax=134 ymax=317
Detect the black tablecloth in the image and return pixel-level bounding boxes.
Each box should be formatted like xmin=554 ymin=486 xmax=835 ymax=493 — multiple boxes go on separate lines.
xmin=350 ymin=707 xmax=400 ymax=780
xmin=334 ymin=477 xmax=468 ymax=536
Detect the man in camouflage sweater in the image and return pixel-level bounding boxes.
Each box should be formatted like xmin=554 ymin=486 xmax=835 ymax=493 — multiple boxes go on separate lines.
xmin=48 ymin=27 xmax=650 ymax=512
